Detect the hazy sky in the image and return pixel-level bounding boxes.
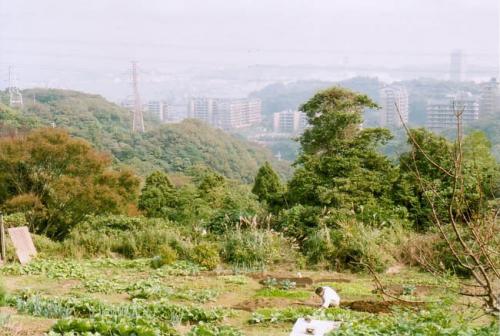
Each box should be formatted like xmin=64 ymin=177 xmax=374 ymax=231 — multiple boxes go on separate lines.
xmin=0 ymin=0 xmax=499 ymax=93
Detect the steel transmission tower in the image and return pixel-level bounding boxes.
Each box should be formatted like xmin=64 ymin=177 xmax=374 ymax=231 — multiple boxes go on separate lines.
xmin=131 ymin=61 xmax=145 ymax=133
xmin=8 ymin=67 xmax=23 ymax=108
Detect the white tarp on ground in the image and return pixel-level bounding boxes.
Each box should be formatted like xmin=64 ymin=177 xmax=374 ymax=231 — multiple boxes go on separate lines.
xmin=289 ymin=318 xmax=341 ymax=336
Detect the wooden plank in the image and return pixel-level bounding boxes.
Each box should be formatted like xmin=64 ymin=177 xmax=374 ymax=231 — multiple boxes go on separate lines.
xmin=7 ymin=226 xmax=37 ymax=265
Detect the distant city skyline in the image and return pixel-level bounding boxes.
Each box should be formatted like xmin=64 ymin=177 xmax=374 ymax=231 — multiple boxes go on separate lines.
xmin=0 ymin=0 xmax=499 ymax=99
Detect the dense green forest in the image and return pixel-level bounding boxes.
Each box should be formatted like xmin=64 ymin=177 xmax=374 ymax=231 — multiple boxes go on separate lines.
xmin=0 ymin=89 xmax=290 ymax=181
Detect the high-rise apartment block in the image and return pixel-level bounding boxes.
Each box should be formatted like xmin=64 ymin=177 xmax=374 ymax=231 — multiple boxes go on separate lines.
xmin=188 ymin=97 xmax=261 ymax=129
xmin=379 ymin=86 xmax=409 ymax=127
xmin=188 ymin=98 xmax=215 ymax=124
xmin=427 ymin=92 xmax=479 ymax=131
xmin=479 ymin=78 xmax=500 ymax=118
xmin=273 ymin=110 xmax=307 ymax=134
xmin=148 ymin=100 xmax=167 ymax=122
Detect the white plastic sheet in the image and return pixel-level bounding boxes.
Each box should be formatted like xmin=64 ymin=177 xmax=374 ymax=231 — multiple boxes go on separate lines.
xmin=289 ymin=318 xmax=340 ymax=336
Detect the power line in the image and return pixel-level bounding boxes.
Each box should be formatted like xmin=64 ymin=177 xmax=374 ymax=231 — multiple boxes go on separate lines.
xmin=8 ymin=66 xmax=23 ymax=107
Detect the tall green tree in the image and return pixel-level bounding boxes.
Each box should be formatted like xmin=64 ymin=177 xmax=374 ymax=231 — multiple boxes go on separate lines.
xmin=397 ymin=129 xmax=499 ymax=230
xmin=287 ymin=87 xmax=399 ymax=224
xmin=396 ymin=128 xmax=454 ymax=230
xmin=252 ymin=162 xmax=284 ymax=210
xmin=138 ymin=171 xmax=176 ymax=218
xmin=0 ymin=128 xmax=139 ymax=239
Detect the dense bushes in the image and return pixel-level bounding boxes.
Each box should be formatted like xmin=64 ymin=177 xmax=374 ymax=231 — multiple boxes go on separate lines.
xmin=191 ymin=243 xmax=221 ymax=270
xmin=396 ymin=129 xmax=499 ymax=230
xmin=139 ymin=168 xmax=263 ymax=231
xmin=273 ymin=205 xmax=404 ymax=271
xmin=301 ymin=220 xmax=396 ymax=272
xmin=59 ymin=215 xmax=303 ymax=271
xmin=221 ymin=229 xmax=298 ymax=269
xmin=63 ymin=216 xmax=186 ymax=259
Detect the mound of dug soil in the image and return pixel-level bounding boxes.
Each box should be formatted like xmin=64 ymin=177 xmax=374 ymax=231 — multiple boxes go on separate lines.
xmin=382 ymin=284 xmax=437 ymax=296
xmin=233 ymin=298 xmax=425 ymax=314
xmin=341 ymin=300 xmax=424 ymax=313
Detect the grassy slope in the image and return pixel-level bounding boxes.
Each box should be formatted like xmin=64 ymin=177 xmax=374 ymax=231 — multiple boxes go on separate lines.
xmin=0 ymin=89 xmax=291 ymax=181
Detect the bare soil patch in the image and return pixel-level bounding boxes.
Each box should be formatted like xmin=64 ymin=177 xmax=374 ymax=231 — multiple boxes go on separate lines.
xmin=232 ymin=297 xmax=321 ymax=312
xmin=381 ymin=284 xmax=439 ymax=297
xmin=341 ymin=300 xmax=425 ymax=313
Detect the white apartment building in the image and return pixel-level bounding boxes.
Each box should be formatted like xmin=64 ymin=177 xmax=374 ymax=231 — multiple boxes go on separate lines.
xmin=188 ymin=97 xmax=261 ymax=129
xmin=479 ymin=78 xmax=500 ymax=118
xmin=188 ymin=97 xmax=215 ymax=124
xmin=379 ymin=86 xmax=409 ymax=128
xmin=147 ymin=100 xmax=167 ymax=122
xmin=427 ymin=92 xmax=479 ymax=131
xmin=273 ymin=110 xmax=307 ymax=134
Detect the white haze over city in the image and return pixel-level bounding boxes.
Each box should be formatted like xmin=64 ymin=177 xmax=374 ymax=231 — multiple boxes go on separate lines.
xmin=0 ymin=0 xmax=499 ymax=99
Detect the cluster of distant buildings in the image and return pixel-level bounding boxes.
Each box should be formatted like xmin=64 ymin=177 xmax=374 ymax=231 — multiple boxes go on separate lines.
xmin=130 ymin=77 xmax=498 ymax=136
xmin=122 ymin=97 xmax=262 ymax=130
xmin=379 ymin=77 xmax=499 ymax=131
xmin=187 ymin=97 xmax=261 ymax=129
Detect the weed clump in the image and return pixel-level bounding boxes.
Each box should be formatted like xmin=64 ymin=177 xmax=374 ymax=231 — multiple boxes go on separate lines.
xmin=222 ymin=230 xmax=296 ymax=268
xmin=63 ymin=215 xmax=189 ymax=259
xmin=151 ymin=245 xmax=178 ymax=269
xmin=303 ymin=221 xmax=395 ymax=272
xmin=0 ymin=281 xmax=7 ymax=306
xmin=191 ymin=243 xmax=220 ymax=270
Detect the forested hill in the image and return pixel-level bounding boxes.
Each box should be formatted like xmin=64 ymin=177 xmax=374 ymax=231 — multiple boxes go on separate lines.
xmin=0 ymin=89 xmax=291 ymax=181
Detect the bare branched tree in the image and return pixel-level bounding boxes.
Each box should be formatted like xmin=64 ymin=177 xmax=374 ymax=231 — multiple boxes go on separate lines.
xmin=396 ymin=102 xmax=499 ymax=312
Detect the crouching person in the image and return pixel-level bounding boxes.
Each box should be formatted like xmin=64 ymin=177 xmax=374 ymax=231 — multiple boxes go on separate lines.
xmin=315 ymin=286 xmax=340 ymax=308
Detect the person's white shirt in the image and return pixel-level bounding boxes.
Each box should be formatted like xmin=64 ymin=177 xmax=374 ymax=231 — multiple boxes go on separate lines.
xmin=319 ymin=286 xmax=340 ymax=308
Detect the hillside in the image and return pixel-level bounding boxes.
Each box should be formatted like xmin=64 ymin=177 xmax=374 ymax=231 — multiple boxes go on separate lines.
xmin=116 ymin=119 xmax=291 ymax=180
xmin=0 ymin=89 xmax=291 ymax=181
